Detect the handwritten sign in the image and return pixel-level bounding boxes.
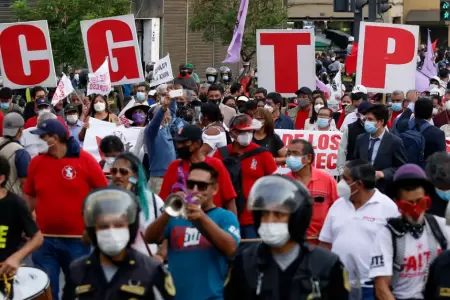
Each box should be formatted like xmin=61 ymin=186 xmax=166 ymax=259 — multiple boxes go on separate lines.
xmin=150 ymin=54 xmax=174 ymax=87
xmin=87 ymin=58 xmax=112 ymax=95
xmin=52 ymin=74 xmax=74 ymax=105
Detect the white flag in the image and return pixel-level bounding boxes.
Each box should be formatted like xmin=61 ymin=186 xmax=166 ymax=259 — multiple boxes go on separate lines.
xmin=150 ymin=55 xmax=174 ymax=87
xmin=51 ymin=74 xmax=74 ymax=105
xmin=87 ymin=58 xmax=112 ymax=96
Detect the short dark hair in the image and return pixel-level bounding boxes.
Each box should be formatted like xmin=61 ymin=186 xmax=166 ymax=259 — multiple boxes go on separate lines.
xmin=414 ymin=97 xmax=433 ymax=120
xmin=244 ymin=100 xmax=258 ymax=112
xmin=136 ymin=82 xmax=148 ymax=91
xmin=291 ymin=139 xmax=315 ymax=163
xmin=31 ymin=86 xmax=45 ymax=99
xmin=255 ymin=88 xmax=268 ymax=97
xmin=190 ymin=162 xmax=218 ymax=183
xmin=207 ymin=84 xmax=223 ymax=95
xmin=222 ymin=96 xmax=235 ymax=105
xmin=266 ymin=92 xmax=283 ymax=107
xmin=100 ymin=135 xmax=124 ymax=154
xmin=364 ymin=104 xmax=389 ymax=126
xmin=426 ymin=152 xmax=450 ymax=187
xmin=201 ymin=103 xmax=222 ymax=123
xmin=230 ymin=82 xmax=242 ymax=94
xmin=0 ymin=155 xmax=10 ymax=187
xmin=346 ymin=159 xmax=376 ymax=189
xmin=0 ymin=87 xmax=12 ymax=99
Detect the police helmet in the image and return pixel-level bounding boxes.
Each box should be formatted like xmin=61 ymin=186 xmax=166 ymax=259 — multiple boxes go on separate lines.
xmin=248 ymin=175 xmax=312 ymax=243
xmin=206 ymin=67 xmax=218 ymax=76
xmin=83 ymin=187 xmax=140 ymax=248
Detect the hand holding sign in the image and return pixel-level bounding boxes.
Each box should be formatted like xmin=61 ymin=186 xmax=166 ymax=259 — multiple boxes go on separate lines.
xmin=52 ymin=74 xmax=74 ymax=105
xmin=87 ymin=58 xmax=112 ymax=96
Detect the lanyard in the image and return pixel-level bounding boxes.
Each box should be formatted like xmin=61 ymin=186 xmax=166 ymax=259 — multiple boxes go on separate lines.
xmin=177 ymin=161 xmax=188 ymax=186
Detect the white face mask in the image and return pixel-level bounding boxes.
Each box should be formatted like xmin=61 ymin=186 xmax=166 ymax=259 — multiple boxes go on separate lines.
xmin=258 ymin=223 xmax=290 ymax=248
xmin=96 ymin=228 xmax=130 ymax=257
xmin=337 ymin=179 xmax=357 ymax=200
xmin=445 ymin=101 xmax=450 ymax=111
xmin=66 ymin=114 xmax=78 ymax=124
xmin=264 ymin=104 xmax=274 ymax=113
xmin=38 ymin=108 xmax=51 ymax=116
xmin=207 ymin=76 xmax=215 ymax=83
xmin=237 ymin=132 xmax=253 ymax=147
xmin=74 ymin=73 xmax=79 ymax=81
xmin=94 ymin=102 xmax=106 ymax=112
xmin=430 ymin=84 xmax=439 ymax=90
xmin=314 ymin=104 xmax=324 ymax=114
xmin=104 ymin=157 xmax=115 ymax=165
xmin=433 ymin=107 xmax=439 ymax=116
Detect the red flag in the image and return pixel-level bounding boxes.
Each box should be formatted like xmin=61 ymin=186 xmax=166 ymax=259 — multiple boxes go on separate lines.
xmin=119 ymin=115 xmax=131 ymax=128
xmin=345 ymin=42 xmax=358 ymax=75
xmin=432 ymin=39 xmax=438 ymax=53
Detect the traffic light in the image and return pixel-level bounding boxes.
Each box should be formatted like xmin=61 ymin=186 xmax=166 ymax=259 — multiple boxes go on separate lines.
xmin=334 ymin=0 xmax=352 ymax=12
xmin=441 ymin=1 xmax=450 ymax=21
xmin=378 ymin=0 xmax=392 ymax=14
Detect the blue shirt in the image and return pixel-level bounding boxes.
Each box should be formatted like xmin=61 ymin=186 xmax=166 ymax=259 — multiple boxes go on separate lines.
xmin=274 ymin=114 xmax=294 ymax=129
xmin=67 ymin=120 xmax=84 ymax=146
xmin=15 ymin=148 xmax=31 ymax=178
xmin=164 ymin=208 xmax=240 ymax=300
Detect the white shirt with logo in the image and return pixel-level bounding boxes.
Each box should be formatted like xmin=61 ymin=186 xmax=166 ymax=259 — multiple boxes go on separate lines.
xmin=369 ymin=216 xmax=450 ymax=299
xmin=319 ymin=190 xmax=400 ymax=286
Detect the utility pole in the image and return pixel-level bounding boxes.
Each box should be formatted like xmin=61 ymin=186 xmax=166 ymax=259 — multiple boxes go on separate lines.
xmin=368 ymin=0 xmax=377 ymax=22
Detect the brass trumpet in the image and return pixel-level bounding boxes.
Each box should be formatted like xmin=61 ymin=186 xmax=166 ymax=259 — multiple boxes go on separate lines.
xmin=164 ymin=193 xmax=200 ymax=218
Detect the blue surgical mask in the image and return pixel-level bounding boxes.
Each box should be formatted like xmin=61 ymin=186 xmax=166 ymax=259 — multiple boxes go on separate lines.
xmin=364 ymin=120 xmax=378 ymax=134
xmin=317 ymin=118 xmax=330 ymax=128
xmin=435 ymin=187 xmax=450 ymax=201
xmin=286 ymin=156 xmax=304 ymax=172
xmin=391 ymin=103 xmax=402 ymax=112
xmin=136 ymin=92 xmax=146 ymax=101
xmin=0 ymin=103 xmax=9 ymax=109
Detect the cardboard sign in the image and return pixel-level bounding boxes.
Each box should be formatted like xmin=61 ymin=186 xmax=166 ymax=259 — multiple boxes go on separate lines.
xmin=257 ymin=29 xmax=315 ymax=97
xmin=0 ymin=20 xmax=56 ymax=89
xmin=275 ymin=130 xmax=341 ymax=176
xmin=87 ymin=58 xmax=112 ymax=96
xmin=81 ymin=14 xmax=144 ymax=85
xmin=356 ymin=22 xmax=419 ymax=93
xmin=150 ymin=54 xmax=174 ymax=87
xmin=52 ymin=74 xmax=74 ymax=105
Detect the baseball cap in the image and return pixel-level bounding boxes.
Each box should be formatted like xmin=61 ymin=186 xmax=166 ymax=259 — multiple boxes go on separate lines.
xmin=352 ymin=85 xmax=367 ymax=94
xmin=3 ymin=112 xmax=24 ymax=137
xmin=31 ymin=119 xmax=66 ymax=138
xmin=236 ymin=95 xmax=249 ymax=103
xmin=184 ymin=63 xmax=194 ymax=70
xmin=295 ymin=87 xmax=312 ymax=96
xmin=36 ymin=97 xmax=50 ymax=107
xmin=173 ymin=124 xmax=202 ymax=142
xmin=229 ymin=114 xmax=262 ymax=131
xmin=64 ymin=103 xmax=78 ymax=114
xmin=357 ymin=101 xmax=372 ymax=114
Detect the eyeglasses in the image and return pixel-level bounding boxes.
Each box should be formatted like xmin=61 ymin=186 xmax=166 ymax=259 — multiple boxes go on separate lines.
xmin=110 ymin=167 xmax=131 ymax=176
xmin=186 ymin=179 xmax=212 ymax=191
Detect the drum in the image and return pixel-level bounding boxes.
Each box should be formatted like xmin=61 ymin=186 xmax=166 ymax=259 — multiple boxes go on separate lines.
xmin=0 ymin=267 xmax=52 ymax=300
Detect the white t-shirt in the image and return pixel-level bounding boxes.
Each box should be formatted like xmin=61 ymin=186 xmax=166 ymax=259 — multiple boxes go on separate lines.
xmin=340 ymin=111 xmax=358 ymax=132
xmin=20 ymin=127 xmax=48 ymax=158
xmin=133 ymin=190 xmax=164 ymax=255
xmin=202 ymin=125 xmax=227 ymax=156
xmin=319 ymin=190 xmax=400 ymax=286
xmin=369 ymin=216 xmax=450 ymax=299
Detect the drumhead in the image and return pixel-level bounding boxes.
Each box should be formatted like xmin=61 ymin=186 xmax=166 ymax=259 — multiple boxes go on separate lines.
xmin=10 ymin=267 xmax=50 ymax=300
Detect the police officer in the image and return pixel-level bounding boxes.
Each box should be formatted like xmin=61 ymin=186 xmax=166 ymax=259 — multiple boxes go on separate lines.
xmin=225 ymin=175 xmax=349 ymax=300
xmin=63 ymin=187 xmax=175 ymax=300
xmin=206 ymin=67 xmax=218 ymax=84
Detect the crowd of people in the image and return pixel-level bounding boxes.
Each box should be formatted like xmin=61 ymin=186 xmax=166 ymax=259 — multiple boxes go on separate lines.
xmin=0 ymin=56 xmax=450 ymax=300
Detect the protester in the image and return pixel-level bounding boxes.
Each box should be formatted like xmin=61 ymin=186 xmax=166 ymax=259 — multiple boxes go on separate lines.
xmin=207 ymin=84 xmax=236 ymax=127
xmin=309 ymin=107 xmax=338 ymax=131
xmin=64 ymin=103 xmax=84 ymax=146
xmin=20 ymin=112 xmax=56 ymax=159
xmin=305 ymin=94 xmax=333 ymax=130
xmin=288 ymin=87 xmax=313 ymax=130
xmin=387 ymin=90 xmax=405 ymax=128
xmin=253 ymin=87 xmax=267 ymax=100
xmin=23 ymin=86 xmax=46 ymax=122
xmin=99 ymin=135 xmax=124 ymax=173
xmin=340 ymin=85 xmax=368 ymax=130
xmin=0 ymin=87 xmax=23 ymax=115
xmin=425 ymin=152 xmax=450 ymax=218
xmin=265 ymin=92 xmax=294 ymax=129
xmin=23 ymin=97 xmax=66 ymax=129
xmin=174 ymin=64 xmax=197 ymax=90
xmin=199 ymin=103 xmax=228 ymax=156
xmin=146 ymin=162 xmax=239 ymax=300
xmin=222 ymin=95 xmax=236 ymax=110
xmin=23 ymin=119 xmax=108 ymax=299
xmin=89 ymin=94 xmax=119 ymax=123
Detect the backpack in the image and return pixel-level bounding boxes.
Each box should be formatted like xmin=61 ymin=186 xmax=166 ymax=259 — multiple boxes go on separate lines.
xmin=398 ymin=119 xmax=431 ymax=167
xmin=219 ymin=146 xmax=268 ymax=215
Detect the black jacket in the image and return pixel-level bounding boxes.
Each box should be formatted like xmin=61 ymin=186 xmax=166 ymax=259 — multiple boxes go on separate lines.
xmin=63 ymin=248 xmax=175 ymax=300
xmin=225 ymin=242 xmax=349 ymax=300
xmin=424 ymin=250 xmax=450 ymax=299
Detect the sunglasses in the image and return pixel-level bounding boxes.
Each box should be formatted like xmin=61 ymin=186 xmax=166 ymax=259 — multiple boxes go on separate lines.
xmin=110 ymin=167 xmax=131 ymax=176
xmin=186 ymin=180 xmax=212 ymax=191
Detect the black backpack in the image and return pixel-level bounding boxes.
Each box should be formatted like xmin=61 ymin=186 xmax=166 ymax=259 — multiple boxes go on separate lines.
xmin=219 ymin=146 xmax=268 ymax=215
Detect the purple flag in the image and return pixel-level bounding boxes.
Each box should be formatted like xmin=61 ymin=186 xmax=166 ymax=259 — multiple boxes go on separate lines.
xmin=223 ymin=0 xmax=249 ymax=63
xmin=315 ymin=77 xmax=331 ymax=95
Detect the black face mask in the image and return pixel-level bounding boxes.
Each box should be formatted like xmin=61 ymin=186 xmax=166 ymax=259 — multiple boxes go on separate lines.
xmin=209 ymin=99 xmax=220 ymax=106
xmin=176 ymin=146 xmax=192 ymax=160
xmin=199 ymin=94 xmax=208 ymax=103
xmin=180 ymin=70 xmax=188 ymax=77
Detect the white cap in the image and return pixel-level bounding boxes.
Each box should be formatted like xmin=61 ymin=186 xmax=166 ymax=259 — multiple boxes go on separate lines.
xmin=148 ymin=90 xmax=156 ymax=96
xmin=352 ymin=85 xmax=367 ymax=94
xmin=348 ymin=36 xmax=354 ymax=42
xmin=236 ymin=95 xmax=249 ymax=102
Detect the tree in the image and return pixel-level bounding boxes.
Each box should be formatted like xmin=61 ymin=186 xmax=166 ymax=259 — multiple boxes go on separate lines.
xmin=12 ymin=0 xmax=132 ymax=72
xmin=189 ymin=0 xmax=287 ymax=63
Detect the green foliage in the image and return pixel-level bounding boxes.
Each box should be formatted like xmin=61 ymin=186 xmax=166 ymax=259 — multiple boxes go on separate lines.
xmin=189 ymin=0 xmax=287 ymax=62
xmin=12 ymin=0 xmax=132 ymax=71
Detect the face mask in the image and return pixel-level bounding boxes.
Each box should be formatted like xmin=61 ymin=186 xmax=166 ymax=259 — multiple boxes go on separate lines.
xmin=207 ymin=76 xmax=215 ymax=83
xmin=297 ymin=98 xmax=310 ymax=108
xmin=74 ymin=73 xmax=79 ymax=81
xmin=317 ymin=118 xmax=330 ymax=128
xmin=66 ymin=114 xmax=78 ymax=124
xmin=132 ymin=112 xmax=146 ymax=124
xmin=341 ymin=104 xmax=348 ymax=111
xmin=237 ymin=132 xmax=253 ymax=147
xmin=38 ymin=108 xmax=51 ymax=116
xmin=430 ymin=84 xmax=439 ymax=90
xmin=94 ymin=102 xmax=106 ymax=112
xmin=364 ymin=120 xmax=378 ymax=134
xmin=104 ymin=157 xmax=115 ymax=165
xmin=286 ymin=156 xmax=304 ymax=172
xmin=209 ymin=99 xmax=220 ymax=106
xmin=436 ymin=188 xmax=450 ymax=201
xmin=258 ymin=223 xmax=290 ymax=248
xmin=397 ymin=197 xmax=430 ymax=221
xmin=264 ymin=104 xmax=274 ymax=113
xmin=0 ymin=103 xmax=9 ymax=110
xmin=327 ymin=100 xmax=339 ymax=112
xmin=314 ymin=104 xmax=324 ymax=113
xmin=337 ymin=179 xmax=357 ymax=200
xmin=176 ymin=146 xmax=193 ymax=160
xmin=445 ymin=101 xmax=450 ymax=111
xmin=96 ymin=228 xmax=130 ymax=257
xmin=223 ymin=75 xmax=229 ymax=81
xmin=331 ymin=57 xmax=336 ymax=61
xmin=136 ymin=92 xmax=146 ymax=101
xmin=433 ymin=107 xmax=439 ymax=116
xmin=391 ymin=103 xmax=402 ymax=112
xmin=180 ymin=70 xmax=188 ymax=76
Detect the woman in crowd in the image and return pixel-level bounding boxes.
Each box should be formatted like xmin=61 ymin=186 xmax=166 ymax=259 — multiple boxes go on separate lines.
xmin=309 ymin=107 xmax=338 ymax=131
xmin=256 ymin=98 xmax=265 ymax=109
xmin=305 ymin=95 xmax=335 ymax=130
xmin=200 ymin=103 xmax=229 ymax=155
xmin=222 ymin=96 xmax=236 ymax=111
xmin=110 ymin=152 xmax=164 ymax=256
xmin=124 ymin=103 xmax=150 ymax=128
xmin=336 ymin=93 xmax=353 ymax=129
xmin=253 ymin=107 xmax=286 ymax=165
xmin=99 ymin=135 xmax=124 ymax=174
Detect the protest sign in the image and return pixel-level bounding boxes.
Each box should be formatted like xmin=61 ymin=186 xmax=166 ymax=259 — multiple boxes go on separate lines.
xmin=257 ymin=29 xmax=315 ymax=97
xmin=150 ymin=54 xmax=174 ymax=87
xmin=275 ymin=130 xmax=341 ymax=176
xmin=52 ymin=74 xmax=74 ymax=105
xmin=0 ymin=20 xmax=56 ymax=89
xmin=356 ymin=22 xmax=419 ymax=93
xmin=83 ymin=118 xmax=142 ymax=161
xmin=87 ymin=58 xmax=112 ymax=96
xmin=80 ymin=14 xmax=144 ymax=85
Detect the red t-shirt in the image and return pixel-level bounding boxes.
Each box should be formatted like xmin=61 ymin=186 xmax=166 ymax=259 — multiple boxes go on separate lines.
xmin=159 ymin=156 xmax=237 ymax=208
xmin=213 ymin=143 xmax=278 ymax=225
xmin=23 ymin=150 xmax=108 ymax=236
xmin=295 ymin=109 xmax=310 ymax=130
xmin=387 ymin=110 xmax=402 ymax=129
xmin=24 ymin=115 xmax=67 ymax=129
xmin=0 ymin=111 xmax=4 ymax=136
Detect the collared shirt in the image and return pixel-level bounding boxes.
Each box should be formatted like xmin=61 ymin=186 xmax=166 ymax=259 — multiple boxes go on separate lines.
xmin=67 ymin=119 xmax=84 ymax=146
xmin=319 ymin=189 xmax=399 ymax=286
xmin=274 ymin=113 xmax=294 ymax=129
xmin=369 ymin=129 xmax=385 ymax=164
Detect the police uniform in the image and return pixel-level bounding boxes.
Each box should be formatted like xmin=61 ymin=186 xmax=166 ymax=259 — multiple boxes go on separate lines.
xmin=225 ymin=175 xmax=350 ymax=300
xmin=64 ymin=248 xmax=175 ymax=300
